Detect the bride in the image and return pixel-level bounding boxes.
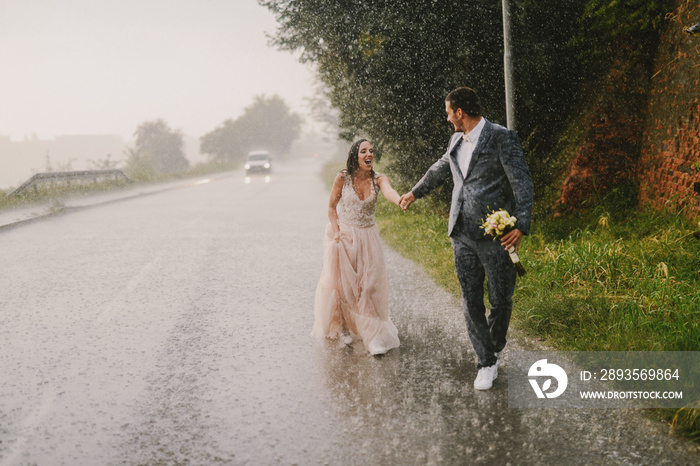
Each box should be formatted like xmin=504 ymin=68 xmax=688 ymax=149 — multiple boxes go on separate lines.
xmin=312 ymin=139 xmax=402 ymax=355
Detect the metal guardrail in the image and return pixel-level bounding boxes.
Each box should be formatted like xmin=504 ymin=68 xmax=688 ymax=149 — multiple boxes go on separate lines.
xmin=7 ymin=169 xmax=131 ymax=197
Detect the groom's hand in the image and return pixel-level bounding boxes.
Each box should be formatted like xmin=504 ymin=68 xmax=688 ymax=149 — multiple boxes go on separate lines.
xmin=399 ymin=192 xmax=415 ymax=211
xmin=501 ymin=228 xmax=524 ymax=252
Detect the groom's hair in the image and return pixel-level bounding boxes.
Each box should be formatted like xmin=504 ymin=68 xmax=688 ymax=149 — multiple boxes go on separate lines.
xmin=446 ymin=87 xmax=481 ymax=117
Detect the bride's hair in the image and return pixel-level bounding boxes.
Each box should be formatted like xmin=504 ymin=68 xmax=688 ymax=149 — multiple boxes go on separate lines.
xmin=346 ymin=138 xmax=375 ymax=178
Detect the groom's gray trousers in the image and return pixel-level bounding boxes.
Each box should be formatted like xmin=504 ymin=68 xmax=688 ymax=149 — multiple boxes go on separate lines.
xmin=450 ymin=217 xmax=517 ymax=369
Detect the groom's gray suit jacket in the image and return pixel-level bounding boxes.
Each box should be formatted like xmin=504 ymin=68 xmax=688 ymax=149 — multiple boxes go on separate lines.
xmin=411 ymin=119 xmax=533 ymax=239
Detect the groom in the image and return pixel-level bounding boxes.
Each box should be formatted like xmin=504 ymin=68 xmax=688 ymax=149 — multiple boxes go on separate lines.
xmin=399 ymin=87 xmax=533 ymax=390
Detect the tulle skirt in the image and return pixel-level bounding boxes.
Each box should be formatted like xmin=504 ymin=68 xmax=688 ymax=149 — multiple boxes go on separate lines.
xmin=312 ymin=221 xmax=400 ymax=355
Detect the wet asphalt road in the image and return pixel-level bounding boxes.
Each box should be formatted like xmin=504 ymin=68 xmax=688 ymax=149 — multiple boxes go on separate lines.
xmin=0 ymin=158 xmax=697 ymax=465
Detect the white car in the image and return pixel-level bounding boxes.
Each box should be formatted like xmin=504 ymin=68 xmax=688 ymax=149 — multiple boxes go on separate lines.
xmin=244 ymin=150 xmax=272 ymax=174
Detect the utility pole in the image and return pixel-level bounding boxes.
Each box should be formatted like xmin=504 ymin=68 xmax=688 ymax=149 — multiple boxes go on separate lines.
xmin=502 ymin=0 xmax=515 ymax=130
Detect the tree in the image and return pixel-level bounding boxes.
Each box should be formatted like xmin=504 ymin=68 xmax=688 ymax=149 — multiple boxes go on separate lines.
xmin=261 ymin=0 xmax=507 ymax=191
xmin=199 ymin=119 xmax=243 ymax=162
xmin=127 ymin=119 xmax=189 ymax=178
xmin=258 ymin=0 xmax=596 ymax=205
xmin=200 ymin=94 xmax=302 ymax=162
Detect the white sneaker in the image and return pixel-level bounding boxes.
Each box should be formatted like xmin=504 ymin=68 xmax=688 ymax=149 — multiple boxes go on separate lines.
xmin=474 ymin=365 xmax=498 ymax=390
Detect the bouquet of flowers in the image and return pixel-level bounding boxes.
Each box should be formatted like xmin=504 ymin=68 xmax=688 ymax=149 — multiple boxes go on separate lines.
xmin=481 ymin=209 xmax=526 ymax=277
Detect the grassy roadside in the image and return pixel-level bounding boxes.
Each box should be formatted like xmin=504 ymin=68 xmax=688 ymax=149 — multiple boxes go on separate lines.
xmin=0 ymin=160 xmax=238 ymax=212
xmin=377 ymin=197 xmax=700 ymax=348
xmin=325 ymin=159 xmax=699 ymax=440
xmin=0 ymin=179 xmax=130 ymax=212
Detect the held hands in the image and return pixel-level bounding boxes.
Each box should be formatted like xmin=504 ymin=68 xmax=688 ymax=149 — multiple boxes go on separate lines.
xmin=399 ymin=192 xmax=415 ymax=211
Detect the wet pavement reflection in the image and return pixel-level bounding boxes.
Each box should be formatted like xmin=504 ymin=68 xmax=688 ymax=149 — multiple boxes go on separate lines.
xmin=318 ymin=246 xmax=700 ymax=464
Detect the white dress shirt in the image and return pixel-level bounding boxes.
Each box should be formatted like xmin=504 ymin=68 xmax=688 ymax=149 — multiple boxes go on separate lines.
xmin=457 ymin=117 xmax=485 ymax=178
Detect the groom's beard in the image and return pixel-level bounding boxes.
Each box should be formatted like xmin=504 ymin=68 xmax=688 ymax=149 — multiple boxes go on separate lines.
xmin=451 ymin=120 xmax=466 ymax=133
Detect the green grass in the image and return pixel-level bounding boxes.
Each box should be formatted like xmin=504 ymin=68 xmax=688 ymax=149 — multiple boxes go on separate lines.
xmin=371 ymin=186 xmax=700 ymax=440
xmin=519 ymin=210 xmax=700 ymax=352
xmin=376 ymin=198 xmax=700 ymax=351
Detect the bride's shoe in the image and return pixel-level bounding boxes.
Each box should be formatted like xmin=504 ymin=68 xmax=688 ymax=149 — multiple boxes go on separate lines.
xmin=341 ymin=330 xmax=353 ymax=346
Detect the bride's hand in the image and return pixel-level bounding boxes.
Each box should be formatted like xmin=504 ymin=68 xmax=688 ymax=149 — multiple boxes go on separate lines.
xmin=333 ymin=231 xmax=341 ymax=242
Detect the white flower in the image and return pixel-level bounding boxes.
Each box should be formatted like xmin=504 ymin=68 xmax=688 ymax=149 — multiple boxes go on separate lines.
xmin=480 ymin=209 xmax=519 ymax=239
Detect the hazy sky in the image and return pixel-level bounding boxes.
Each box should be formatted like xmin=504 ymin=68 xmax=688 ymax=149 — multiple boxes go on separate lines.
xmin=0 ymin=0 xmax=317 ymax=142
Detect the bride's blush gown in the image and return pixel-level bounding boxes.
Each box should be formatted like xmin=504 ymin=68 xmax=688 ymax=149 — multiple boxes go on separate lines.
xmin=312 ymin=170 xmax=400 ymax=355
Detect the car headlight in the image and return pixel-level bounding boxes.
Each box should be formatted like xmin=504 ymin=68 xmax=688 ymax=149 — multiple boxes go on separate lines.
xmin=244 ymin=163 xmax=250 ymax=169
xmin=264 ymin=163 xmax=270 ymax=168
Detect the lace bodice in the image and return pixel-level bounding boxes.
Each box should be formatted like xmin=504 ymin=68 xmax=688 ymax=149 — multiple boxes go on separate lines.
xmin=337 ymin=170 xmax=381 ymax=228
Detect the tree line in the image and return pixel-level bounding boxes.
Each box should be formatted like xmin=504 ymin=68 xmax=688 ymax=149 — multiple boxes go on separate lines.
xmin=125 ymin=95 xmax=302 ymax=180
xmin=259 ymin=0 xmax=675 ymax=210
